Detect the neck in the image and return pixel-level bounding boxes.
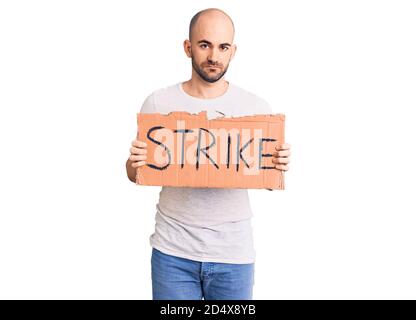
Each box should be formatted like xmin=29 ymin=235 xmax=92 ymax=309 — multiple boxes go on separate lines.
xmin=182 ymin=72 xmax=229 ymax=99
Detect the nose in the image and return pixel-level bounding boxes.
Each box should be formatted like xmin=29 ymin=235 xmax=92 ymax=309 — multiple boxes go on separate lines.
xmin=207 ymin=47 xmax=220 ymax=65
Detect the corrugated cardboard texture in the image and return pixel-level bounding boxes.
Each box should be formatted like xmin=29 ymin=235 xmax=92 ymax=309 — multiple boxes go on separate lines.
xmin=135 ymin=111 xmax=285 ymax=189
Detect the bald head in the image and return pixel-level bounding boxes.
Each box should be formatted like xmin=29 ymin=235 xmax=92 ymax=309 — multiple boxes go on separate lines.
xmin=189 ymin=8 xmax=235 ymax=42
xmin=184 ymin=8 xmax=237 ymax=84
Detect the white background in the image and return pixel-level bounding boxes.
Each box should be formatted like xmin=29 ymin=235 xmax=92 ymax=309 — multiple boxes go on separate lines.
xmin=0 ymin=0 xmax=415 ymax=299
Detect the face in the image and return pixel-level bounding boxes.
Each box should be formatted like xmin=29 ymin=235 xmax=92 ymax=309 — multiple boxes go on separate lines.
xmin=184 ymin=12 xmax=236 ymax=83
xmin=190 ymin=40 xmax=232 ymax=83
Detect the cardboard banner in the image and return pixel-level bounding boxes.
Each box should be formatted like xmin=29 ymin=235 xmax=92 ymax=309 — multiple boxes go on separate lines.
xmin=135 ymin=111 xmax=285 ymax=189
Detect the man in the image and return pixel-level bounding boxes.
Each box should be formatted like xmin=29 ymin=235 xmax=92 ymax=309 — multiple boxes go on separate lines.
xmin=126 ymin=8 xmax=291 ymax=300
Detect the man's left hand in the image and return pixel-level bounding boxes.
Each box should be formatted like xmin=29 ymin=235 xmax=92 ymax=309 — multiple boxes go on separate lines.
xmin=272 ymin=143 xmax=291 ymax=171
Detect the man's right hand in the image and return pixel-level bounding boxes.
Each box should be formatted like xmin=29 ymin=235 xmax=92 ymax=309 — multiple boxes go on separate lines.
xmin=126 ymin=139 xmax=147 ymax=183
xmin=129 ymin=139 xmax=148 ymax=167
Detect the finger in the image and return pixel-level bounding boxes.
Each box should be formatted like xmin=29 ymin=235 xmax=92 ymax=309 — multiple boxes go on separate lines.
xmin=132 ymin=140 xmax=147 ymax=148
xmin=129 ymin=154 xmax=147 ymax=161
xmin=130 ymin=147 xmax=147 ymax=155
xmin=275 ymin=164 xmax=289 ymax=171
xmin=275 ymin=143 xmax=291 ymax=151
xmin=272 ymin=157 xmax=289 ymax=164
xmin=131 ymin=160 xmax=146 ymax=168
xmin=274 ymin=150 xmax=291 ymax=157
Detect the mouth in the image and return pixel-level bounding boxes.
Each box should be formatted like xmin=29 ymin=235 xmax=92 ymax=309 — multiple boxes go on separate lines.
xmin=206 ymin=66 xmax=221 ymax=71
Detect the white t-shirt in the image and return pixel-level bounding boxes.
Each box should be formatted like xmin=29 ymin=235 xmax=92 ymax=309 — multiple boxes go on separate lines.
xmin=139 ymin=81 xmax=272 ymax=264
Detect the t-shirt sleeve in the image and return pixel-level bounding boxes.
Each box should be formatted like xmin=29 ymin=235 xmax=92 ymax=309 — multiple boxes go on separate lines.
xmin=139 ymin=92 xmax=157 ymax=114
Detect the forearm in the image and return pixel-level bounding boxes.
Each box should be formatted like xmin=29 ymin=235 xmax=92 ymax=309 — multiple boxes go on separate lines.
xmin=126 ymin=158 xmax=137 ymax=183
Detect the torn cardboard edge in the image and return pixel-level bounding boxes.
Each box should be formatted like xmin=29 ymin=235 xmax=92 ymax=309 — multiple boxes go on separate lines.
xmin=135 ymin=111 xmax=285 ymax=190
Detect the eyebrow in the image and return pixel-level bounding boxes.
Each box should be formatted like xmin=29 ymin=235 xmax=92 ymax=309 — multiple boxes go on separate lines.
xmin=197 ymin=39 xmax=231 ymax=47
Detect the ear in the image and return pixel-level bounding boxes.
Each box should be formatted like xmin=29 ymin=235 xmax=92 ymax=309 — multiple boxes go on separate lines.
xmin=230 ymin=44 xmax=237 ymax=61
xmin=183 ymin=39 xmax=192 ymax=58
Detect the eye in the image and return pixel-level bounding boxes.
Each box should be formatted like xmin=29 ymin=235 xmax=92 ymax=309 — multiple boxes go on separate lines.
xmin=221 ymin=46 xmax=229 ymax=51
xmin=200 ymin=43 xmax=208 ymax=49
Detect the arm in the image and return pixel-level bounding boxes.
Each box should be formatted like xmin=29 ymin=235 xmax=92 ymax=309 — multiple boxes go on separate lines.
xmin=126 ymin=92 xmax=156 ymax=183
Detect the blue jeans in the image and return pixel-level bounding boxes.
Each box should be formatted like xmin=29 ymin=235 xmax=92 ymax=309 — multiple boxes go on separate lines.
xmin=151 ymin=248 xmax=255 ymax=300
